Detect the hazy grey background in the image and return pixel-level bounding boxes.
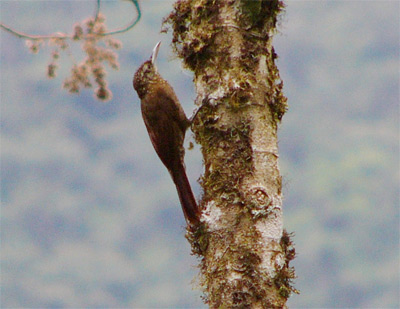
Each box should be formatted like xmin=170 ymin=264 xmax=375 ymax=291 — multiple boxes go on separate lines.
xmin=1 ymin=0 xmax=399 ymax=308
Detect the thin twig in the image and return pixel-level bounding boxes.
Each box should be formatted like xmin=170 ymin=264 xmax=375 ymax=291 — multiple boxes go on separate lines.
xmin=0 ymin=23 xmax=70 ymax=40
xmin=102 ymin=0 xmax=141 ymax=36
xmin=94 ymin=0 xmax=101 ymax=24
xmin=0 ymin=0 xmax=141 ymax=40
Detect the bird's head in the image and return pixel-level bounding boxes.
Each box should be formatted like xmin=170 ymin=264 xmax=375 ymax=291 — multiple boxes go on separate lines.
xmin=133 ymin=41 xmax=161 ymax=99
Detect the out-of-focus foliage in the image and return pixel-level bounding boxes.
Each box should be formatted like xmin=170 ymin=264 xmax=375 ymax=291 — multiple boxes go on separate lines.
xmin=1 ymin=0 xmax=140 ymax=101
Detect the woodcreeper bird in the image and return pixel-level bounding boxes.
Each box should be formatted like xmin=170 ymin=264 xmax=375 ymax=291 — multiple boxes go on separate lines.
xmin=133 ymin=42 xmax=200 ymax=225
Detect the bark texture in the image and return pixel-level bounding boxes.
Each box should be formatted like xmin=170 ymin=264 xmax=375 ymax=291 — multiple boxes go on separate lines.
xmin=165 ymin=0 xmax=296 ymax=307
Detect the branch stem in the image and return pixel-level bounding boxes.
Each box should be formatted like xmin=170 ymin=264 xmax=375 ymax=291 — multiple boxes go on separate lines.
xmin=0 ymin=0 xmax=141 ymax=40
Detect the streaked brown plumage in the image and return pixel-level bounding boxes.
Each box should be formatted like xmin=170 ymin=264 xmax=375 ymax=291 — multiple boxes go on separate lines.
xmin=133 ymin=42 xmax=200 ymax=225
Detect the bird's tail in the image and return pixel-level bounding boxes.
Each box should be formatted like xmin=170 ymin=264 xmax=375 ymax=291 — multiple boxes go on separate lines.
xmin=171 ymin=163 xmax=200 ymax=225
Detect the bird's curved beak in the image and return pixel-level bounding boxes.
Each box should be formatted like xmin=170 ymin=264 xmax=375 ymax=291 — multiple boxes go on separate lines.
xmin=151 ymin=41 xmax=161 ymax=65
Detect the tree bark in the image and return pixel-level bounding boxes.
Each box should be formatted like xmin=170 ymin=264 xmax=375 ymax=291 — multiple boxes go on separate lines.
xmin=165 ymin=0 xmax=296 ymax=307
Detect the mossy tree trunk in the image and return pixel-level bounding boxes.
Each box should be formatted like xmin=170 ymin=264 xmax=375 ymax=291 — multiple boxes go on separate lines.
xmin=165 ymin=0 xmax=296 ymax=307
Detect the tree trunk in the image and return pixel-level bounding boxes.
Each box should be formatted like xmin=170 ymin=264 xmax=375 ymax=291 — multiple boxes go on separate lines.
xmin=165 ymin=0 xmax=296 ymax=307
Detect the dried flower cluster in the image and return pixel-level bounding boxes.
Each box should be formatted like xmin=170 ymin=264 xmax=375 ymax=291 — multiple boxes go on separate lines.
xmin=25 ymin=39 xmax=43 ymax=54
xmin=25 ymin=13 xmax=122 ymax=101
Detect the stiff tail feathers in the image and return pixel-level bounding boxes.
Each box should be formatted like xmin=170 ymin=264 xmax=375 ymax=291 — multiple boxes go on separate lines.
xmin=171 ymin=163 xmax=200 ymax=225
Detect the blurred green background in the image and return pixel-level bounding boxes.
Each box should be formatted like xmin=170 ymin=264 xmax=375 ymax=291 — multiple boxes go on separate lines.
xmin=1 ymin=0 xmax=399 ymax=308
